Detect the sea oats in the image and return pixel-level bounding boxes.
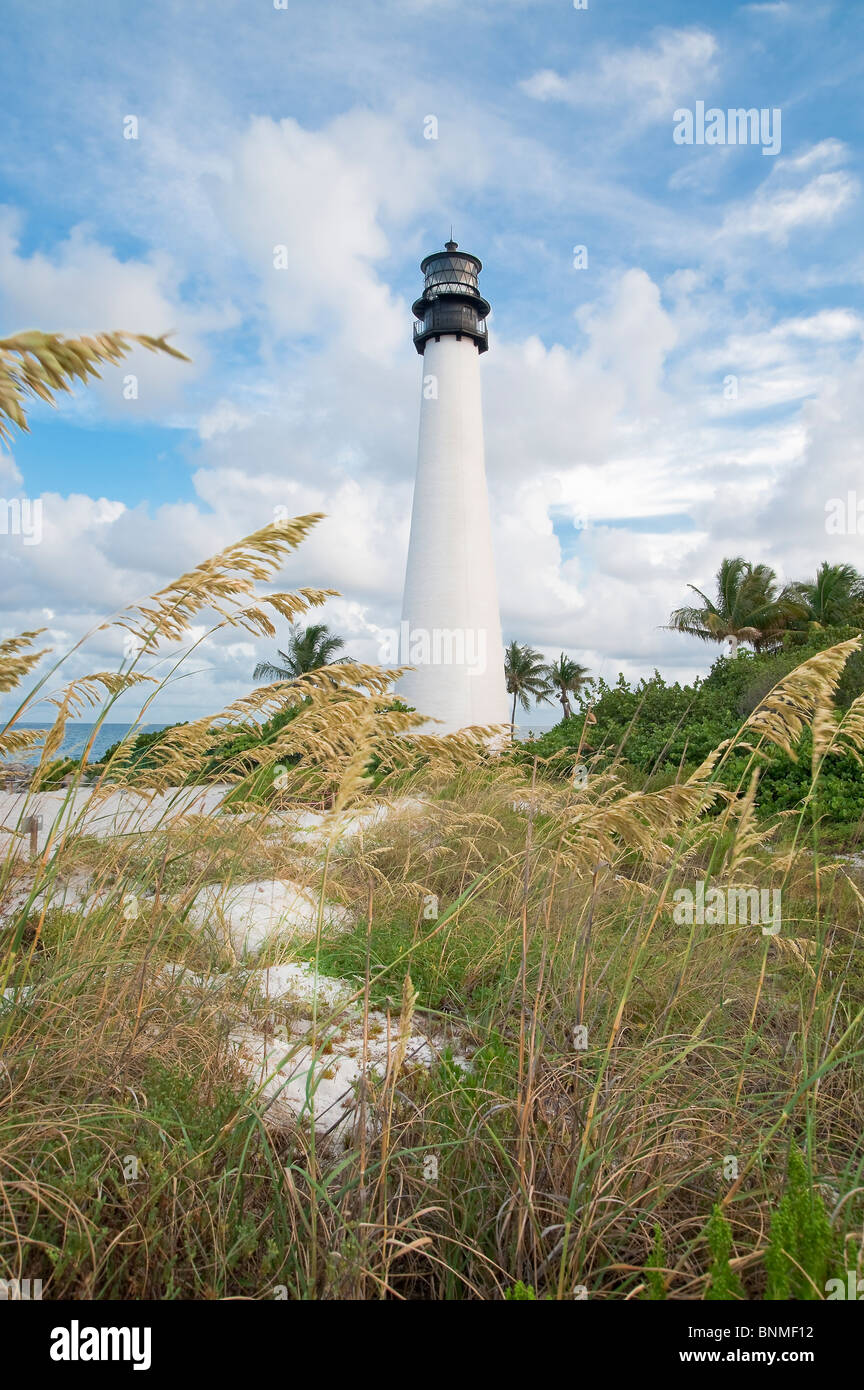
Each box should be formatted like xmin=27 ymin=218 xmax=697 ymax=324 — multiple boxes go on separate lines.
xmin=0 ymin=630 xmax=50 ymax=694
xmin=0 ymin=727 xmax=45 ymax=759
xmin=724 ymin=769 xmax=777 ymax=879
xmin=0 ymin=330 xmax=189 ymax=443
xmin=819 ymin=687 xmax=864 ymax=767
xmin=114 ymin=516 xmax=329 ymax=647
xmin=743 ymin=636 xmax=861 ymax=758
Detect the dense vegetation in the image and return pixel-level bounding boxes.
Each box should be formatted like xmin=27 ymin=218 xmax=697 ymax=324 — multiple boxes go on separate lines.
xmin=525 ymin=626 xmax=864 ymax=825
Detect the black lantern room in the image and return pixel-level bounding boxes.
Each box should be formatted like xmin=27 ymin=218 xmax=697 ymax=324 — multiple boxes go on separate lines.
xmin=412 ymin=240 xmax=490 ymax=355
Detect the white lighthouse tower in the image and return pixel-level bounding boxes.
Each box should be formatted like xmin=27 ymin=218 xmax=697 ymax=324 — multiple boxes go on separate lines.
xmin=397 ymin=240 xmax=509 ymax=735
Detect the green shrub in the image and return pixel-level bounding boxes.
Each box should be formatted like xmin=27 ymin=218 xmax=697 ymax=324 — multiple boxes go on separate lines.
xmin=505 ymin=1280 xmax=537 ymax=1300
xmin=704 ymin=1206 xmax=745 ymax=1300
xmin=764 ymin=1146 xmax=838 ymax=1300
xmin=642 ymin=1222 xmax=667 ymax=1300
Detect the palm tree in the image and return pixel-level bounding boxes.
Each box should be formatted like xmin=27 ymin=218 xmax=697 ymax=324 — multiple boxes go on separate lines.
xmin=667 ymin=557 xmax=800 ymax=657
xmin=253 ymin=623 xmax=347 ymax=682
xmin=785 ymin=562 xmax=864 ymax=629
xmin=504 ymin=640 xmax=554 ymax=731
xmin=545 ymin=652 xmax=591 ymax=720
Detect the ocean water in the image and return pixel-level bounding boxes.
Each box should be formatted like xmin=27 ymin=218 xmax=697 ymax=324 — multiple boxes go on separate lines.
xmin=9 ymin=723 xmax=168 ymax=765
xmin=4 ymin=720 xmax=555 ymax=764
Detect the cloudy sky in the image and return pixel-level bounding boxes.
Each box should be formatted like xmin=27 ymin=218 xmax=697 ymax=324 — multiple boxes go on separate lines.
xmin=1 ymin=0 xmax=863 ymax=726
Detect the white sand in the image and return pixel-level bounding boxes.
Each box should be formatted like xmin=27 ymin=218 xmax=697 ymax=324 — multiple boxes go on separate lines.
xmin=187 ymin=879 xmax=352 ymax=957
xmin=154 ymin=956 xmax=455 ymax=1146
xmin=0 ymin=784 xmax=232 ymax=856
xmin=0 ymin=786 xmax=428 ymax=858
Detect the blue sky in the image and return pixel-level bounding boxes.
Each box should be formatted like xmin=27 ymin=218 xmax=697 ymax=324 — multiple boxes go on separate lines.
xmin=1 ymin=0 xmax=863 ymax=722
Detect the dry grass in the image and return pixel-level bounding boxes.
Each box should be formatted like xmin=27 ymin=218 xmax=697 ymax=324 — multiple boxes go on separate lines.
xmin=1 ymin=522 xmax=862 ymax=1299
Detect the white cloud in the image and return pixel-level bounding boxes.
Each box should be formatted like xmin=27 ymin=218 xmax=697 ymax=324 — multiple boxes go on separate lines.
xmin=207 ymin=116 xmax=406 ymax=359
xmin=520 ymin=28 xmax=719 ymax=121
xmin=720 ymin=147 xmax=859 ymax=246
xmin=723 ymin=172 xmax=857 ymax=244
xmin=779 ymin=139 xmax=848 ymax=173
xmin=0 ymin=211 xmax=237 ymax=416
xmin=741 ymin=2 xmax=792 ymax=15
xmin=577 ymin=269 xmax=678 ymax=413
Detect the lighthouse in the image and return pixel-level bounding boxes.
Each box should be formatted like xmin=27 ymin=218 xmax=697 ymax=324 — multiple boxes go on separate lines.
xmin=397 ymin=241 xmax=509 ymax=735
